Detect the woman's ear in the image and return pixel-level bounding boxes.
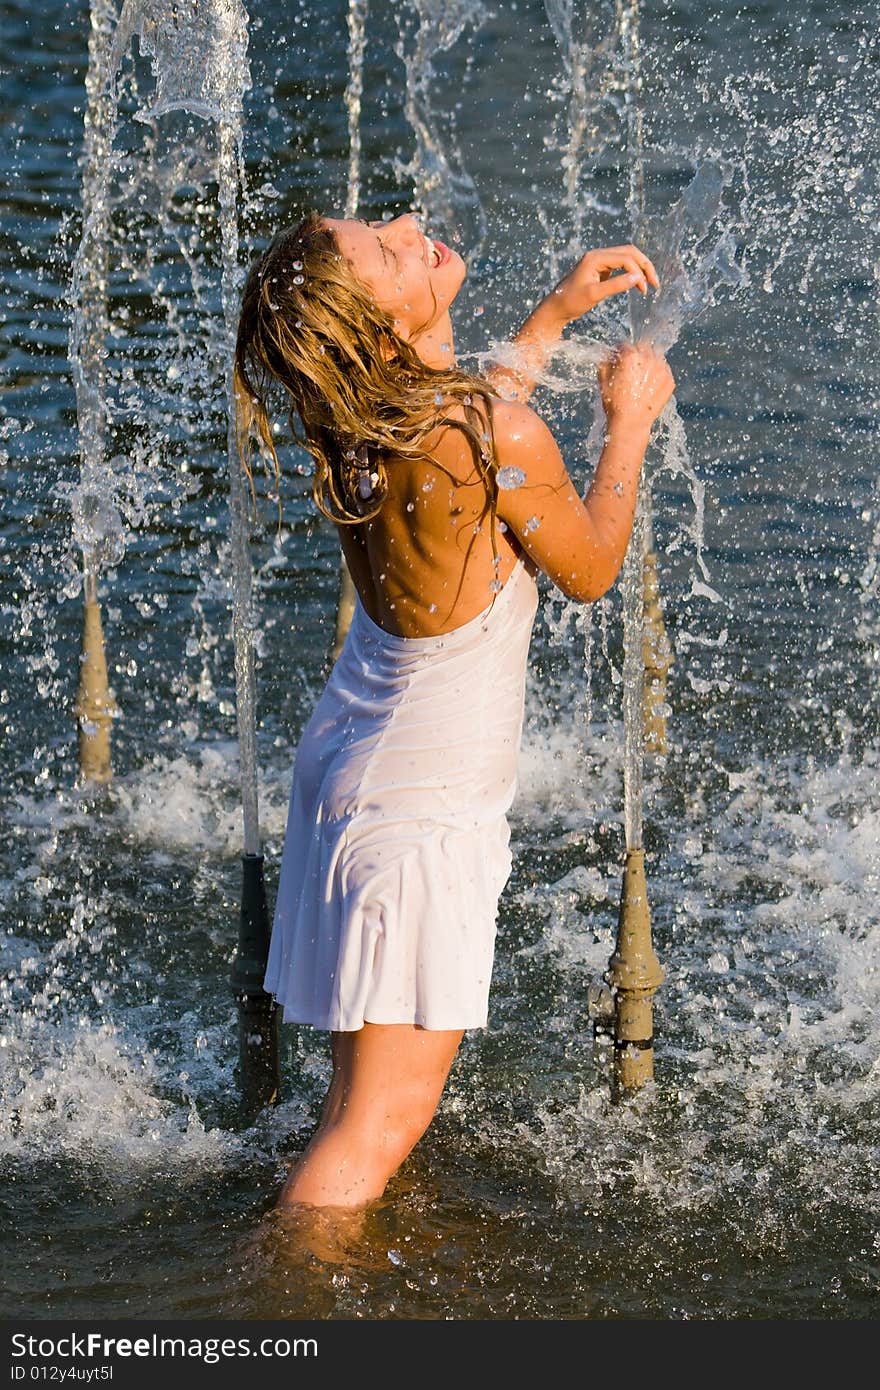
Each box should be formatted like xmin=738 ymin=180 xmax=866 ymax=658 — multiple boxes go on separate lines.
xmin=379 ymin=326 xmax=404 ymax=363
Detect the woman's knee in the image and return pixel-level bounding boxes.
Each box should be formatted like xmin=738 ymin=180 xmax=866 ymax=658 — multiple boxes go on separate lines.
xmin=319 ymin=1078 xmax=443 ymax=1181
xmin=378 ymin=1089 xmax=443 ymax=1159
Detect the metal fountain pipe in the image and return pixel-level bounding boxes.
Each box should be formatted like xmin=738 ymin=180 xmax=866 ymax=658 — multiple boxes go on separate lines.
xmin=75 ymin=572 xmax=116 ymax=783
xmin=608 ymin=468 xmax=664 ymax=1094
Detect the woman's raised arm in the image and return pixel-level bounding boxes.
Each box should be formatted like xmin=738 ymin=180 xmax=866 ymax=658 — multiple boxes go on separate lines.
xmin=487 ymin=244 xmax=660 ymax=405
xmin=491 ymin=342 xmax=674 ymax=603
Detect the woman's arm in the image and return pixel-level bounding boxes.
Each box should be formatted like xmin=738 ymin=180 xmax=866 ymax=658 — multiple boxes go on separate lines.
xmin=487 ymin=244 xmax=660 ymax=404
xmin=491 ymin=342 xmax=674 ymax=602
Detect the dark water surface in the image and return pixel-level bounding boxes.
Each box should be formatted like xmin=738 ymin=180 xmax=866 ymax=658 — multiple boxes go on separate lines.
xmin=1 ymin=0 xmax=878 ymax=1318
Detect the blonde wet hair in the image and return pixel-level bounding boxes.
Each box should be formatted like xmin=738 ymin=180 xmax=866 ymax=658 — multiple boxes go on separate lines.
xmin=233 ymin=211 xmax=503 ymax=563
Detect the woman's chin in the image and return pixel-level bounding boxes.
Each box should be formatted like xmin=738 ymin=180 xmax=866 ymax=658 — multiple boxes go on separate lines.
xmin=448 ymin=254 xmax=468 ymax=297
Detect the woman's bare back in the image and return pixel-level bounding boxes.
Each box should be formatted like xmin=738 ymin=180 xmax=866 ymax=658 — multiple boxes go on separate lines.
xmin=336 ymin=401 xmax=524 ymax=639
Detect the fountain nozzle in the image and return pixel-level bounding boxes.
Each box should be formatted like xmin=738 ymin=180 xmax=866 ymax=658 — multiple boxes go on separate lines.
xmin=607 ymin=846 xmax=663 ymax=1092
xmin=75 ymin=589 xmax=118 ymax=783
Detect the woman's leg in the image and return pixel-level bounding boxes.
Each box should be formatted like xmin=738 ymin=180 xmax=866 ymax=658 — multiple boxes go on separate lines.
xmin=276 ymin=1022 xmax=464 ymax=1210
xmin=315 ymin=1031 xmax=349 ymax=1127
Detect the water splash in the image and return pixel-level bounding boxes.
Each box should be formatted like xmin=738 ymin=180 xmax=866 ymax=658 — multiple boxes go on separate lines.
xmin=114 ymin=0 xmax=259 ymax=852
xmin=68 ymin=0 xmax=123 ymax=595
xmin=111 ymin=0 xmax=250 ymax=123
xmin=629 ymin=159 xmax=747 ymax=352
xmin=395 ymin=0 xmax=488 ymax=253
xmin=344 ymin=0 xmax=369 ymax=220
xmin=542 ymin=0 xmax=625 ymax=274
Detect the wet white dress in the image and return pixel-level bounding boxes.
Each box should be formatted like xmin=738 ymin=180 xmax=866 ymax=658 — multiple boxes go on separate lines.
xmin=264 ymin=549 xmax=540 ymax=1031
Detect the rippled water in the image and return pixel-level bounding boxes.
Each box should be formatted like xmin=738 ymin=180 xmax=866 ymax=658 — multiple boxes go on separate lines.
xmin=1 ymin=0 xmax=878 ymax=1318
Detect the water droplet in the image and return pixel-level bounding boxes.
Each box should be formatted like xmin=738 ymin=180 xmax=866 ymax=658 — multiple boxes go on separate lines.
xmin=473 ymin=305 xmax=484 ymax=317
xmin=292 ymin=260 xmax=303 ymax=271
xmin=524 ymin=515 xmax=541 ymax=533
xmin=429 ymin=603 xmax=437 ymax=613
xmin=422 ymin=479 xmax=434 ymax=492
xmin=613 ymin=480 xmax=624 ymax=495
xmin=292 ymin=274 xmax=305 ymax=285
xmin=406 ymin=501 xmax=415 ymax=511
xmin=708 ymin=952 xmax=730 ymax=974
xmin=497 ymin=466 xmax=526 ymax=491
xmin=435 ymin=391 xmax=444 ymax=405
xmin=489 ymin=578 xmax=503 ymax=592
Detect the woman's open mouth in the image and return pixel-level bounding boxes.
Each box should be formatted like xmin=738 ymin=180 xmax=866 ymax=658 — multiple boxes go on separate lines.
xmin=424 ymin=235 xmax=452 ymax=269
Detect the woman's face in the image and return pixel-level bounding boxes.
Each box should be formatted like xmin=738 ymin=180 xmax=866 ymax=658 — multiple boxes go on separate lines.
xmin=323 ymin=214 xmax=466 ymax=347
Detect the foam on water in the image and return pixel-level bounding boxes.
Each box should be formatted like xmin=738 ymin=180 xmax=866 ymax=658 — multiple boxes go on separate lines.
xmin=501 ymin=744 xmax=880 ymax=1224
xmin=0 ymin=1015 xmax=236 ymax=1175
xmin=9 ymin=744 xmax=290 ymax=858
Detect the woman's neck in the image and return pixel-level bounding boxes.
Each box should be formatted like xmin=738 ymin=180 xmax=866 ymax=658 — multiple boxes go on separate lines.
xmin=411 ymin=308 xmax=456 ymax=371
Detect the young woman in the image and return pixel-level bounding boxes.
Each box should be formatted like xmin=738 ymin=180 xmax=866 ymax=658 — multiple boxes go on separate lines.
xmin=235 ymin=211 xmax=674 ymax=1211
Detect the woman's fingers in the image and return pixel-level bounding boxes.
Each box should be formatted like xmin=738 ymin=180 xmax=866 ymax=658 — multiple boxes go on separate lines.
xmin=597 ymin=340 xmax=675 ymax=423
xmin=586 ymin=244 xmax=659 ymax=289
xmin=591 ymin=268 xmax=644 ymax=303
xmin=552 ymin=243 xmax=659 ymax=321
xmin=621 ymin=257 xmax=649 ymax=292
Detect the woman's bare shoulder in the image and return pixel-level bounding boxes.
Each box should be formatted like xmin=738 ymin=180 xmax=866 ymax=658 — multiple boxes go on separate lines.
xmin=416 ymin=399 xmax=489 ymax=485
xmin=489 ymin=397 xmax=568 ymax=486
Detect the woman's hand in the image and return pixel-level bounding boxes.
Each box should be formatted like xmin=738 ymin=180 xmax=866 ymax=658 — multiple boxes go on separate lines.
xmin=597 ymin=341 xmax=675 ymax=429
xmin=549 ymin=244 xmax=660 ymax=323
xmin=490 ymin=244 xmax=661 ymax=408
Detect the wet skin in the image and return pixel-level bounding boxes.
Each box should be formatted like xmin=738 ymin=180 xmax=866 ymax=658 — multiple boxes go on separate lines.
xmin=321 ymin=215 xmax=672 ymax=638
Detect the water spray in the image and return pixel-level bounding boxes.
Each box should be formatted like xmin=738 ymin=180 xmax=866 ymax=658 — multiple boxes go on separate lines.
xmin=103 ymin=0 xmax=278 ymax=1113
xmin=396 ymin=0 xmax=488 ymax=255
xmin=617 ymin=0 xmax=673 ymax=760
xmin=69 ymin=0 xmax=121 ymax=783
xmin=332 ymin=0 xmax=369 ymax=664
xmin=592 ymin=0 xmax=666 ymax=1091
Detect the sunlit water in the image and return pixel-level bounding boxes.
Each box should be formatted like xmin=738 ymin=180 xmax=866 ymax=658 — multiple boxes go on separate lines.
xmin=1 ymin=0 xmax=878 ymax=1318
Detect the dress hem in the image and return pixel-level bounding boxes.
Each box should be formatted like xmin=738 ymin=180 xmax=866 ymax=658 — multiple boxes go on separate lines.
xmin=268 ymin=996 xmax=489 ymax=1033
